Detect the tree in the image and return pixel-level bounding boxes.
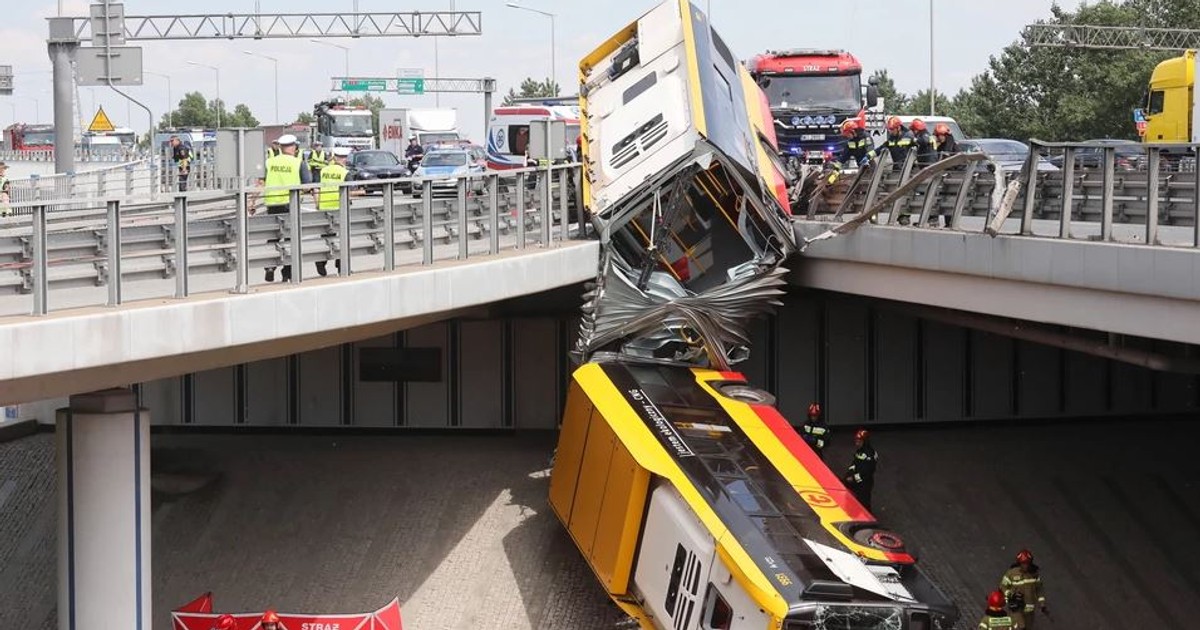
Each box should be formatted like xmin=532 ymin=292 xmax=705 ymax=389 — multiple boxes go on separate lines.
xmin=868 ymin=69 xmax=908 ymax=114
xmin=294 ymin=111 xmax=315 ymax=125
xmin=158 ymin=91 xmax=261 ymax=130
xmin=899 ymin=90 xmax=954 ymax=118
xmin=502 ymin=77 xmax=560 ymax=105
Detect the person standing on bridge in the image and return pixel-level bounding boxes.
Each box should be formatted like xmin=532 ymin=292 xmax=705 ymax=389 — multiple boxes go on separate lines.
xmin=258 ymin=133 xmax=312 ymax=283
xmin=935 ymin=123 xmax=958 ymax=159
xmin=169 ymin=135 xmax=193 ymax=192
xmin=0 ymin=162 xmax=11 ymax=217
xmin=843 ymin=428 xmax=878 ymax=510
xmin=910 ymin=119 xmax=938 ymax=168
xmin=800 ymin=402 xmax=830 ymax=460
xmin=306 ymin=140 xmax=329 ymax=182
xmin=314 ymin=146 xmax=360 ymax=277
xmin=978 ymin=590 xmax=1022 ymax=629
xmin=878 ymin=116 xmax=915 ymax=169
xmin=1001 ymin=549 xmax=1048 ymax=629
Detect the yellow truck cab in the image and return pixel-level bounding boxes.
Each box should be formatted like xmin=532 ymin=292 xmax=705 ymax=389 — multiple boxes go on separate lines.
xmin=1143 ymin=50 xmax=1197 ymax=144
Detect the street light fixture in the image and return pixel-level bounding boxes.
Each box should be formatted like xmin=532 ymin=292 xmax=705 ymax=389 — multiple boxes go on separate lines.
xmin=144 ymin=70 xmax=173 ymax=128
xmin=506 ymin=2 xmax=557 ymax=96
xmin=186 ymin=61 xmax=221 ymax=128
xmin=243 ymin=51 xmax=280 ymax=123
xmin=309 ymin=39 xmax=350 ymax=77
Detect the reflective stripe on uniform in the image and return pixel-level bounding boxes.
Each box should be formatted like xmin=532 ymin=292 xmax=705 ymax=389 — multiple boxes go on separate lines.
xmin=264 ymin=153 xmax=302 ymax=206
xmin=308 ymin=149 xmax=329 ymax=170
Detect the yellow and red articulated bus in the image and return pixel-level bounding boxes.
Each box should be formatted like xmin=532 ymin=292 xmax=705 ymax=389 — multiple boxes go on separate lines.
xmin=549 ymin=361 xmax=959 ymax=630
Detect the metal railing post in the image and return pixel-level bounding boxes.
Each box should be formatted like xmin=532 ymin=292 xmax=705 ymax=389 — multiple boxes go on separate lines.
xmin=1146 ymin=148 xmax=1161 ymax=245
xmin=234 ymin=189 xmax=249 ymax=294
xmin=541 ymin=168 xmax=552 ymax=246
xmin=422 ymin=179 xmax=434 ymax=264
xmin=887 ymin=151 xmax=918 ymax=224
xmin=32 ymin=205 xmax=48 ymax=316
xmin=338 ymin=185 xmax=351 ymax=275
xmin=1194 ymin=152 xmax=1200 ymax=248
xmin=1020 ymin=147 xmax=1039 ymax=236
xmin=382 ymin=182 xmax=396 ymax=271
xmin=1101 ymin=146 xmax=1115 ymax=242
xmin=289 ymin=189 xmax=303 ymax=284
xmin=516 ymin=172 xmax=526 ymax=249
xmin=125 ymin=164 xmax=134 ymax=196
xmin=67 ymin=171 xmax=77 ymax=199
xmin=558 ymin=167 xmax=570 ymax=241
xmin=457 ymin=177 xmax=469 ymax=259
xmin=488 ymin=173 xmax=500 ymax=254
xmin=96 ymin=169 xmax=107 ymax=198
xmin=1059 ymin=147 xmax=1075 ymax=239
xmin=106 ymin=200 xmax=122 ymax=306
xmin=174 ymin=195 xmax=189 ymax=298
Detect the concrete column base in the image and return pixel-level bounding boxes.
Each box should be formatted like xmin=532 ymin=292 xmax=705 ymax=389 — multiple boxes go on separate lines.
xmin=56 ymin=388 xmax=151 ymax=630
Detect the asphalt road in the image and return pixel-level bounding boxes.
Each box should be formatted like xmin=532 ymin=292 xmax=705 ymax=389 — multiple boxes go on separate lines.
xmin=1 ymin=419 xmax=1197 ymax=629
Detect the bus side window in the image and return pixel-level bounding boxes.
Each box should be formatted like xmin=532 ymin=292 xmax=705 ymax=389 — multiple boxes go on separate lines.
xmin=1148 ymin=90 xmax=1166 ymax=115
xmin=702 ymin=583 xmax=733 ymax=630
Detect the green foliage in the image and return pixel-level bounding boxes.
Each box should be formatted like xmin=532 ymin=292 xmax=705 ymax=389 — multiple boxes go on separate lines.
xmin=502 ymin=77 xmax=561 ymax=105
xmin=294 ymin=111 xmax=316 ymax=125
xmin=158 ymin=91 xmax=260 ymax=130
xmin=869 ymin=69 xmax=908 ymax=114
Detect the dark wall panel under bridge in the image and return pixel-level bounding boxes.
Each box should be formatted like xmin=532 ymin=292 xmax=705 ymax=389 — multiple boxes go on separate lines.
xmin=140 ymin=292 xmax=1198 ymax=428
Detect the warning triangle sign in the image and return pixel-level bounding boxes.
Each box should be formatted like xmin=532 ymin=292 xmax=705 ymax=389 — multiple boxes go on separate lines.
xmin=87 ymin=107 xmax=115 ymax=133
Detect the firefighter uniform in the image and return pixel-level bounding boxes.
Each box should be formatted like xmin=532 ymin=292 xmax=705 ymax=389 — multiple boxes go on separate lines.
xmin=978 ymin=610 xmax=1022 ymax=629
xmin=315 ymin=147 xmax=352 ymax=277
xmin=878 ymin=129 xmax=915 ymax=167
xmin=838 ymin=128 xmax=876 ymax=168
xmin=913 ymin=128 xmax=938 ymax=167
xmin=800 ymin=403 xmax=829 ymax=460
xmin=843 ymin=433 xmax=878 ymax=510
xmin=936 ymin=133 xmax=959 ymax=160
xmin=261 ymin=135 xmax=311 ymax=283
xmin=1001 ymin=563 xmax=1046 ymax=629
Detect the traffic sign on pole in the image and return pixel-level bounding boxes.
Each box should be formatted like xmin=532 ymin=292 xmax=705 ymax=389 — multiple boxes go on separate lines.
xmin=87 ymin=107 xmax=116 ymax=133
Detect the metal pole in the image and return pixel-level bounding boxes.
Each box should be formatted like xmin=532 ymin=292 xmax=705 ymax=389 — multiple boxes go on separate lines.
xmin=32 ymin=205 xmax=49 ymax=315
xmin=482 ymin=80 xmax=494 ymax=156
xmin=1100 ymin=146 xmax=1115 ymax=242
xmin=289 ymin=189 xmax=303 ymax=284
xmin=106 ymin=200 xmax=122 ymax=306
xmin=422 ymin=179 xmax=434 ymax=264
xmin=273 ymin=59 xmax=279 ymax=124
xmin=488 ymin=173 xmax=499 ymax=254
xmin=174 ymin=195 xmax=189 ymax=297
xmin=216 ymin=67 xmax=222 ymax=128
xmin=1059 ymin=147 xmax=1075 ymax=239
xmin=516 ymin=172 xmax=526 ymax=249
xmin=550 ymin=14 xmax=557 ymax=95
xmin=1146 ymin=148 xmax=1161 ymax=245
xmin=234 ymin=128 xmax=248 ymax=292
xmin=382 ymin=183 xmax=395 ymax=270
xmin=457 ymin=177 xmax=468 ymax=259
xmin=338 ymin=185 xmax=351 ymax=274
xmin=929 ymin=0 xmax=935 ymax=116
xmin=50 ymin=41 xmax=76 ymax=174
xmin=558 ymin=167 xmax=569 ymax=241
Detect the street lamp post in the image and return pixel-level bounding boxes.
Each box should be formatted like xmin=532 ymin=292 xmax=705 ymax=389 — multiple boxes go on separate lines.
xmin=243 ymin=51 xmax=280 ymax=123
xmin=186 ymin=61 xmax=221 ymax=128
xmin=506 ymin=2 xmax=557 ymax=95
xmin=929 ymin=0 xmax=936 ymax=116
xmin=145 ymin=71 xmax=173 ymax=128
xmin=310 ymin=39 xmax=350 ymax=77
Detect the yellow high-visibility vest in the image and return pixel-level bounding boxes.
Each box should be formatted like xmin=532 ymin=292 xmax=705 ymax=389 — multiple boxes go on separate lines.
xmin=263 ymin=153 xmax=302 ymax=206
xmin=318 ymin=163 xmax=349 ymax=211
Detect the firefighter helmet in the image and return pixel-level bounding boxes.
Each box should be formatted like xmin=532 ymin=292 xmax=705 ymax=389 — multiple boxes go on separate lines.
xmin=886 ymin=116 xmax=903 ymax=131
xmin=1016 ymin=549 xmax=1033 ymax=564
xmin=987 ymin=591 xmax=1006 ymax=611
xmin=910 ymin=118 xmax=927 ymax=132
xmin=854 ymin=428 xmax=870 ymax=442
xmin=215 ymin=614 xmax=236 ymax=630
xmin=934 ymin=122 xmax=951 ymax=136
xmin=807 ymin=402 xmax=821 ymax=419
xmin=840 ymin=119 xmax=858 ymax=137
xmin=261 ymin=610 xmax=281 ymax=623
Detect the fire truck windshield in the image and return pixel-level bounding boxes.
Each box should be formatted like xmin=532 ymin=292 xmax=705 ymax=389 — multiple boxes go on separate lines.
xmin=331 ymin=114 xmax=374 ymax=137
xmin=763 ymin=74 xmax=862 ymax=112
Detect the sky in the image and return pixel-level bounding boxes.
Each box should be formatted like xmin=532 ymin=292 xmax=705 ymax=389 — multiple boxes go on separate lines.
xmin=1 ymin=0 xmax=1085 ymax=142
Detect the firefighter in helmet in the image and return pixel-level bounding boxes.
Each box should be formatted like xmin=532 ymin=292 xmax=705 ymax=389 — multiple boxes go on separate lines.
xmin=843 ymin=428 xmax=878 ymax=510
xmin=261 ymin=608 xmax=283 ymax=630
xmin=909 ymin=118 xmax=938 ymax=167
xmin=878 ymin=116 xmax=915 ymax=168
xmin=978 ymin=590 xmax=1022 ymax=629
xmin=837 ymin=118 xmax=876 ymax=169
xmin=800 ymin=402 xmax=830 ymax=460
xmin=1001 ymin=549 xmax=1048 ymax=629
xmin=935 ymin=123 xmax=958 ymax=159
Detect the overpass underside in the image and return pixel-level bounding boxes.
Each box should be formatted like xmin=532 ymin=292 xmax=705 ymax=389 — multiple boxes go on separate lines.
xmin=130 ymin=288 xmax=1197 ymax=430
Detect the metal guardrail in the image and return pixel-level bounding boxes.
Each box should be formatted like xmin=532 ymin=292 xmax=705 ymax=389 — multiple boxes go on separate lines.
xmin=7 ymin=159 xmax=159 ymax=208
xmin=0 ymin=164 xmax=585 ymax=316
xmin=0 ymin=148 xmax=146 ymax=163
xmin=808 ymin=140 xmax=1200 ymax=247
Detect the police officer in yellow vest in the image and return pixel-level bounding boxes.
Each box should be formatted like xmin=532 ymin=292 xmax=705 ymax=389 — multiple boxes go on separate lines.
xmin=314 ymin=146 xmax=358 ymax=276
xmin=260 ymin=134 xmax=312 ymax=283
xmin=306 ymin=141 xmax=329 ymax=181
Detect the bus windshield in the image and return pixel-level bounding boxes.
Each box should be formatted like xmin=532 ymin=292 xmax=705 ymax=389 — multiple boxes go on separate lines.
xmin=763 ymin=74 xmax=862 ymax=112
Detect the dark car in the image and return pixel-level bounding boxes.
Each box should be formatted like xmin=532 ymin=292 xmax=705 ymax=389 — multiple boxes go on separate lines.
xmin=1046 ymin=139 xmax=1144 ymax=171
xmin=347 ymin=149 xmax=408 ymax=193
xmin=958 ymin=138 xmax=1059 ymax=173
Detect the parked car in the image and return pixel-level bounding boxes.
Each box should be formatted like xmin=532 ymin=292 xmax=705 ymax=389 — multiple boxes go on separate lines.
xmin=413 ymin=148 xmax=487 ymax=195
xmin=347 ymin=149 xmax=408 ymax=193
xmin=958 ymin=138 xmax=1059 ymax=173
xmin=1045 ymin=138 xmax=1144 ymax=171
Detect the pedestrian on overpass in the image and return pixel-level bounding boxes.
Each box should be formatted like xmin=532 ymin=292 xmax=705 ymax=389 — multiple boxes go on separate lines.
xmin=1001 ymin=549 xmax=1048 ymax=629
xmin=314 ymin=146 xmax=360 ymax=277
xmin=800 ymin=402 xmax=830 ymax=460
xmin=0 ymin=162 xmax=11 ymax=217
xmin=978 ymin=590 xmax=1022 ymax=629
xmin=306 ymin=140 xmax=329 ymax=182
xmin=258 ymin=133 xmax=312 ymax=283
xmin=169 ymin=135 xmax=193 ymax=192
xmin=843 ymin=429 xmax=878 ymax=510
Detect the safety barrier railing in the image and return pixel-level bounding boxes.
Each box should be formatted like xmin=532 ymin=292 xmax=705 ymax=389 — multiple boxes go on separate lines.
xmin=6 ymin=159 xmax=160 ymax=211
xmin=0 ymin=164 xmax=586 ymax=316
xmin=0 ymin=148 xmax=146 ymax=163
xmin=803 ymin=140 xmax=1200 ymax=248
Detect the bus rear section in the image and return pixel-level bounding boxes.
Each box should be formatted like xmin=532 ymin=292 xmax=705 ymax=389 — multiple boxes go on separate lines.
xmin=548 ymin=361 xmax=958 ymax=630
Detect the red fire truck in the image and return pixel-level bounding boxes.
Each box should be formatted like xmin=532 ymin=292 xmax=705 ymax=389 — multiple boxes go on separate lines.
xmin=4 ymin=123 xmax=55 ymax=152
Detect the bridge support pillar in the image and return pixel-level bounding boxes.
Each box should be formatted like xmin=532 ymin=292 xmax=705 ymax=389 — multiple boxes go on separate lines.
xmin=56 ymin=389 xmax=151 ymax=630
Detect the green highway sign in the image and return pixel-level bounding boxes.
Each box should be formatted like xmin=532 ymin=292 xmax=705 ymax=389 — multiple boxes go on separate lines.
xmin=396 ymin=77 xmax=425 ymax=95
xmin=341 ymin=79 xmax=387 ymax=92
